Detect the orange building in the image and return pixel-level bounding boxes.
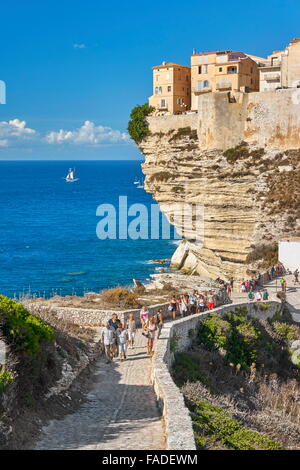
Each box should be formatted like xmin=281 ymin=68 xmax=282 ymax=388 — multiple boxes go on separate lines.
xmin=191 ymin=51 xmax=261 ymax=110
xmin=149 ymin=62 xmax=191 ymax=114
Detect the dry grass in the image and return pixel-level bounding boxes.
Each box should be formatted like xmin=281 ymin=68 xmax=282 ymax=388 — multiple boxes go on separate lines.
xmin=100 ymin=287 xmax=141 ymax=309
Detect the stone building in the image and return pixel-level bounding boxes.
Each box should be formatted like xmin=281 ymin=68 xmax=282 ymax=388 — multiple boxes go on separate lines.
xmin=148 ymin=62 xmax=191 ymax=114
xmin=259 ymin=38 xmax=300 ymax=91
xmin=190 ymin=50 xmax=261 ymax=110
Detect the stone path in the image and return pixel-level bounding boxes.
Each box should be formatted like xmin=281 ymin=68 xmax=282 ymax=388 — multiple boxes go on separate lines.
xmin=34 ymin=331 xmax=165 ymax=450
xmin=231 ymin=274 xmax=300 ymax=322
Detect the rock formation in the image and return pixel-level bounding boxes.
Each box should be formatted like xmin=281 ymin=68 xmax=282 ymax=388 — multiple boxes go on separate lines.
xmin=139 ymin=89 xmax=300 ymax=280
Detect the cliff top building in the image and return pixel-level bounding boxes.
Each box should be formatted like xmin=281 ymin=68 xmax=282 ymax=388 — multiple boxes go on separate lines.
xmin=190 ymin=50 xmax=262 ymax=110
xmin=259 ymin=38 xmax=300 ymax=91
xmin=148 ymin=62 xmax=191 ymax=115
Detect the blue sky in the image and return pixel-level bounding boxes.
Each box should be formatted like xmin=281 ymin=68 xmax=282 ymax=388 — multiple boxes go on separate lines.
xmin=0 ymin=0 xmax=299 ymax=160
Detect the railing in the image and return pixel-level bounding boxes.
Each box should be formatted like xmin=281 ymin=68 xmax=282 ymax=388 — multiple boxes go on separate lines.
xmin=262 ymin=74 xmax=281 ymax=81
xmin=192 ymin=86 xmax=212 ymax=94
xmin=216 ymin=84 xmax=232 ymax=91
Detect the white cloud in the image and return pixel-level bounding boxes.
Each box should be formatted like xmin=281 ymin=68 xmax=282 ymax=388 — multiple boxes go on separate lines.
xmin=0 ymin=119 xmax=36 ymax=146
xmin=46 ymin=120 xmax=130 ymax=146
xmin=73 ymin=43 xmax=86 ymax=49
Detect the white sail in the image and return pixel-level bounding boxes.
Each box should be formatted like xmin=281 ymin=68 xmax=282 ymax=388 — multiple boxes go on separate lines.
xmin=64 ymin=168 xmax=79 ymax=182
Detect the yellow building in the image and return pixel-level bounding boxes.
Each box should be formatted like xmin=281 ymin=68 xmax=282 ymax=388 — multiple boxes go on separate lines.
xmin=259 ymin=38 xmax=300 ymax=91
xmin=149 ymin=62 xmax=191 ymax=114
xmin=191 ymin=51 xmax=261 ymax=110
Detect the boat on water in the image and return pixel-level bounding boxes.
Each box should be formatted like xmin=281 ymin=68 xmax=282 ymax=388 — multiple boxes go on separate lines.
xmin=133 ymin=176 xmax=140 ymax=185
xmin=136 ymin=178 xmax=144 ymax=189
xmin=64 ymin=168 xmax=79 ymax=183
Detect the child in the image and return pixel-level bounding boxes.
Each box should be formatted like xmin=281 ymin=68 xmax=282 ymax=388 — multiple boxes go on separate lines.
xmin=126 ymin=314 xmax=136 ymax=349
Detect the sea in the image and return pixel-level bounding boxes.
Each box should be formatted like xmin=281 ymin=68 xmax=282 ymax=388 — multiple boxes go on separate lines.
xmin=0 ymin=160 xmax=179 ymax=299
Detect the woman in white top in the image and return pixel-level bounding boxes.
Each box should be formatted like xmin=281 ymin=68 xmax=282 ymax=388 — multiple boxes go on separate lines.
xmin=255 ymin=291 xmax=262 ymax=302
xmin=116 ymin=323 xmax=128 ymax=360
xmin=126 ymin=313 xmax=136 ymax=349
xmin=143 ymin=316 xmax=157 ymax=356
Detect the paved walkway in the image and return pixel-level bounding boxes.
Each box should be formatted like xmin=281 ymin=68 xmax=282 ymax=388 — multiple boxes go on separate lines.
xmin=34 ymin=331 xmax=165 ymax=450
xmin=231 ymin=274 xmax=300 ymax=322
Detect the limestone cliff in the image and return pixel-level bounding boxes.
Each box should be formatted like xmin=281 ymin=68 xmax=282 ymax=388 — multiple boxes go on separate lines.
xmin=139 ymin=89 xmax=300 ymax=280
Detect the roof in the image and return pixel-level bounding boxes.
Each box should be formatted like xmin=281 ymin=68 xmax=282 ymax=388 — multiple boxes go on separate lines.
xmin=152 ymin=62 xmax=190 ymax=70
xmin=191 ymin=50 xmax=232 ymax=56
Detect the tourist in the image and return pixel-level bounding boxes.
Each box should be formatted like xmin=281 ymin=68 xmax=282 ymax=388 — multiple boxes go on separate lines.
xmin=168 ymin=296 xmax=178 ymax=320
xmin=226 ymin=282 xmax=232 ymax=298
xmin=248 ymin=291 xmax=254 ymax=302
xmin=294 ymin=269 xmax=299 ymax=284
xmin=108 ymin=313 xmax=121 ymax=357
xmin=230 ymin=277 xmax=234 ymax=292
xmin=126 ymin=313 xmax=136 ymax=349
xmin=140 ymin=305 xmax=149 ymax=326
xmin=116 ymin=322 xmax=128 ymax=361
xmin=102 ymin=323 xmax=115 ymax=364
xmin=280 ymin=278 xmax=287 ymax=293
xmin=143 ymin=316 xmax=157 ymax=356
xmin=206 ymin=291 xmax=216 ymax=310
xmin=179 ymin=294 xmax=188 ymax=317
xmin=263 ymin=289 xmax=269 ymax=301
xmin=255 ymin=291 xmax=262 ymax=302
xmin=189 ymin=291 xmax=197 ymax=314
xmin=197 ymin=294 xmax=206 ymax=312
xmin=155 ymin=308 xmax=164 ymax=338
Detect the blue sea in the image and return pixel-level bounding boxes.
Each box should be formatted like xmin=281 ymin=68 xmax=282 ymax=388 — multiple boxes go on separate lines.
xmin=0 ymin=161 xmax=178 ymax=298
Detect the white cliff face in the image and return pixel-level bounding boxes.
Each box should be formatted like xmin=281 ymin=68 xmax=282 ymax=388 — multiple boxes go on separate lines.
xmin=139 ymin=90 xmax=300 ymax=280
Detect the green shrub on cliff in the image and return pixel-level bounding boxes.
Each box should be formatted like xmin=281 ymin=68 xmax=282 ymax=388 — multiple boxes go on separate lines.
xmin=0 ymin=369 xmax=14 ymax=394
xmin=0 ymin=295 xmax=55 ymax=355
xmin=128 ymin=103 xmax=154 ymax=144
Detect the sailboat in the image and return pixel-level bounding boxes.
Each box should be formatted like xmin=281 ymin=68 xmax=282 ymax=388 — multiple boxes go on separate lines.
xmin=133 ymin=176 xmax=140 ymax=185
xmin=136 ymin=177 xmax=144 ymax=189
xmin=64 ymin=168 xmax=79 ymax=183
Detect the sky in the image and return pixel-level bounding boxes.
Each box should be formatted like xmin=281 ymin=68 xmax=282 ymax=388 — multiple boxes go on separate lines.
xmin=0 ymin=0 xmax=299 ymax=160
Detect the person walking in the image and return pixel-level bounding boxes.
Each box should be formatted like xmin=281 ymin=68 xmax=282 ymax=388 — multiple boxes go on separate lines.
xmin=126 ymin=313 xmax=136 ymax=349
xmin=168 ymin=296 xmax=178 ymax=320
xmin=294 ymin=269 xmax=299 ymax=285
xmin=154 ymin=308 xmax=164 ymax=338
xmin=143 ymin=316 xmax=157 ymax=356
xmin=108 ymin=313 xmax=120 ymax=357
xmin=102 ymin=323 xmax=115 ymax=363
xmin=255 ymin=291 xmax=262 ymax=302
xmin=116 ymin=322 xmax=128 ymax=361
xmin=140 ymin=305 xmax=149 ymax=327
xmin=263 ymin=289 xmax=269 ymax=301
xmin=179 ymin=294 xmax=188 ymax=317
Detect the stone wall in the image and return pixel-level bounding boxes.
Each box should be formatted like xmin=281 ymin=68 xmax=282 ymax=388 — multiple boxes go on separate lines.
xmin=26 ymin=302 xmax=173 ymax=327
xmin=151 ymin=300 xmax=281 ymax=450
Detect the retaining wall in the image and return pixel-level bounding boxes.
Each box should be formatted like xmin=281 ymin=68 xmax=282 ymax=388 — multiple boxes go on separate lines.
xmin=151 ymin=300 xmax=281 ymax=450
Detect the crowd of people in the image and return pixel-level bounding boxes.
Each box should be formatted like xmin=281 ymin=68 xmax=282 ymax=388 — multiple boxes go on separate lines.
xmin=102 ymin=263 xmax=299 ymax=364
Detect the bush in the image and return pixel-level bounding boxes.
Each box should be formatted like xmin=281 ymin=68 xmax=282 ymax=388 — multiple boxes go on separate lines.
xmin=193 ymin=400 xmax=283 ymax=450
xmin=0 ymin=369 xmax=14 ymax=394
xmin=272 ymin=322 xmax=298 ymax=342
xmin=0 ymin=296 xmax=55 ymax=355
xmin=127 ymin=103 xmax=154 ymax=144
xmin=100 ymin=287 xmax=141 ymax=308
xmin=172 ymin=353 xmax=208 ymax=387
xmin=198 ymin=311 xmax=261 ymax=369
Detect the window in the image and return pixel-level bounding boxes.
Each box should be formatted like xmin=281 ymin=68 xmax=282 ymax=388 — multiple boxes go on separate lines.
xmin=161 ymin=99 xmax=166 ymax=108
xmin=219 ymin=67 xmax=222 ymax=72
xmin=168 ymin=86 xmax=172 ymax=92
xmin=202 ymin=64 xmax=208 ymax=74
xmin=198 ymin=66 xmax=202 ymax=74
xmin=155 ymin=87 xmax=159 ymax=94
xmin=204 ymin=80 xmax=210 ymax=88
xmin=198 ymin=81 xmax=203 ymax=90
xmin=159 ymin=87 xmax=162 ymax=94
xmin=228 ymin=66 xmax=237 ymax=74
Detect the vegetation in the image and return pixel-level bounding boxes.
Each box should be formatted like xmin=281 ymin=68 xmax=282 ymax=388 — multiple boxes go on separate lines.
xmin=127 ymin=103 xmax=154 ymax=144
xmin=0 ymin=296 xmax=55 ymax=355
xmin=100 ymin=287 xmax=141 ymax=308
xmin=0 ymin=369 xmax=14 ymax=394
xmin=168 ymin=127 xmax=197 ymax=142
xmin=192 ymin=400 xmax=283 ymax=450
xmin=172 ymin=307 xmax=300 ymax=449
xmin=198 ymin=308 xmax=261 ymax=370
xmin=223 ymin=141 xmax=265 ymax=164
xmin=246 ymin=243 xmax=278 ymax=269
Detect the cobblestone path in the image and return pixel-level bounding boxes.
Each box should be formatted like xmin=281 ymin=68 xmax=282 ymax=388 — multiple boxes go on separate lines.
xmin=35 ymin=331 xmax=165 ymax=450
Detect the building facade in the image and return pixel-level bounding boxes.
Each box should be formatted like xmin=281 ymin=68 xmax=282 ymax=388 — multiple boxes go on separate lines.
xmin=259 ymin=38 xmax=300 ymax=91
xmin=191 ymin=51 xmax=261 ymax=110
xmin=148 ymin=62 xmax=191 ymax=114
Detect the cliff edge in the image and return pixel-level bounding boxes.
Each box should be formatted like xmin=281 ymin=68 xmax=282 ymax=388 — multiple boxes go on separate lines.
xmin=139 ymin=89 xmax=300 ymax=280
